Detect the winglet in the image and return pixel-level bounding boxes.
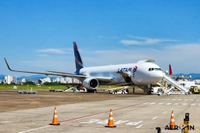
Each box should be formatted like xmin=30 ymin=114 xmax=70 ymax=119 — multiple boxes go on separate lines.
xmin=4 ymin=58 xmax=13 ymax=71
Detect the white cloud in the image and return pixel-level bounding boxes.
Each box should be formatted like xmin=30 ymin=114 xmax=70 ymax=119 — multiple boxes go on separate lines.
xmin=120 ymin=35 xmax=179 ymax=45
xmin=120 ymin=40 xmax=141 ymax=45
xmin=37 ymin=48 xmax=66 ymax=54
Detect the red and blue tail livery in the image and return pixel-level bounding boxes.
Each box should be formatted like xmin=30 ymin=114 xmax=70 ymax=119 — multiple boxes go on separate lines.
xmin=73 ymin=42 xmax=84 ymax=74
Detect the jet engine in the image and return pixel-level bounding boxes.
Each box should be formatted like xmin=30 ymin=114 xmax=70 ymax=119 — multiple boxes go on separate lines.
xmin=82 ymin=78 xmax=99 ymax=89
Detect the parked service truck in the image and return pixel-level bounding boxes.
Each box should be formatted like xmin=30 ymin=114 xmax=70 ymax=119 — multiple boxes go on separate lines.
xmin=190 ymin=86 xmax=200 ymax=94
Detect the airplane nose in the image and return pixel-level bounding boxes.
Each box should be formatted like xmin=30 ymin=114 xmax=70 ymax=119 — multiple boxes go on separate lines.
xmin=149 ymin=71 xmax=164 ymax=83
xmin=155 ymin=71 xmax=164 ymax=80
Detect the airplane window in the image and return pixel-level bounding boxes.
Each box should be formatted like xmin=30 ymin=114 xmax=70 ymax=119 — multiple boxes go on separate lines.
xmin=154 ymin=68 xmax=162 ymax=71
xmin=149 ymin=68 xmax=162 ymax=71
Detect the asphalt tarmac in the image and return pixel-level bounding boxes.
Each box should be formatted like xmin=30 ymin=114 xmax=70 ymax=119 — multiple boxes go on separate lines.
xmin=0 ymin=91 xmax=200 ymax=133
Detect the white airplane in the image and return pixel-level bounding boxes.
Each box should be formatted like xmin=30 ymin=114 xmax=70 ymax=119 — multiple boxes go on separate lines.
xmin=4 ymin=42 xmax=164 ymax=93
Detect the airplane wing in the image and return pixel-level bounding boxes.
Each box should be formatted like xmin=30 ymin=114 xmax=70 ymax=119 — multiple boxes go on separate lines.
xmin=4 ymin=58 xmax=114 ymax=82
xmin=46 ymin=70 xmax=74 ymax=75
xmin=4 ymin=58 xmax=86 ymax=78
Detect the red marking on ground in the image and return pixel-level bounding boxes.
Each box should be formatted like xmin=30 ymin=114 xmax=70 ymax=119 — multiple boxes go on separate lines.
xmin=60 ymin=101 xmax=146 ymax=123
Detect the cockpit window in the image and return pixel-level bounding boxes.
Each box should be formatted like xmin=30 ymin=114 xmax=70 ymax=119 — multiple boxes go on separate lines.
xmin=148 ymin=68 xmax=162 ymax=71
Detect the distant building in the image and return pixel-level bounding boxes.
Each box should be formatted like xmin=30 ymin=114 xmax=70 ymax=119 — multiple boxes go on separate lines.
xmin=44 ymin=77 xmax=51 ymax=82
xmin=66 ymin=77 xmax=72 ymax=83
xmin=21 ymin=78 xmax=26 ymax=83
xmin=3 ymin=74 xmax=82 ymax=85
xmin=195 ymin=79 xmax=200 ymax=84
xmin=72 ymin=78 xmax=81 ymax=84
xmin=53 ymin=77 xmax=68 ymax=83
xmin=59 ymin=77 xmax=66 ymax=83
xmin=5 ymin=75 xmax=17 ymax=84
xmin=40 ymin=77 xmax=51 ymax=84
xmin=52 ymin=77 xmax=81 ymax=84
xmin=53 ymin=77 xmax=61 ymax=83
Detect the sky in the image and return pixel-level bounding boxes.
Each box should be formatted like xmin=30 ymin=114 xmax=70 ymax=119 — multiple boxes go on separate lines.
xmin=0 ymin=0 xmax=200 ymax=76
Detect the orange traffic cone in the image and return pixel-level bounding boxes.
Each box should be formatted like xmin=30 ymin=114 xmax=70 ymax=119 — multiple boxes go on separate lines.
xmin=105 ymin=109 xmax=116 ymax=128
xmin=50 ymin=107 xmax=60 ymax=125
xmin=169 ymin=110 xmax=175 ymax=129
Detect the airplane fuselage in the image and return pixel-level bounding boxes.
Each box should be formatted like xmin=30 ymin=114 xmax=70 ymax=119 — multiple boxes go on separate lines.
xmin=79 ymin=60 xmax=164 ymax=86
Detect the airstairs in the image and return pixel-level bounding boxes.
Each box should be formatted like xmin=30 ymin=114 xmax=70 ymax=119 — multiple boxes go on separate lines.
xmin=161 ymin=75 xmax=189 ymax=95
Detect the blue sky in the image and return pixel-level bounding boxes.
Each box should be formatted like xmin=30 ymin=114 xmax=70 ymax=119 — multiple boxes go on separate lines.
xmin=0 ymin=0 xmax=200 ymax=76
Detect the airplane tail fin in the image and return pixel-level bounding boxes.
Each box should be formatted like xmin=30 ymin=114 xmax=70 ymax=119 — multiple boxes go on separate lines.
xmin=169 ymin=64 xmax=172 ymax=76
xmin=73 ymin=42 xmax=84 ymax=74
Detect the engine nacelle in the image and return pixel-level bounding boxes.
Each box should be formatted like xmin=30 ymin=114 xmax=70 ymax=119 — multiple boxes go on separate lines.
xmin=82 ymin=78 xmax=99 ymax=89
